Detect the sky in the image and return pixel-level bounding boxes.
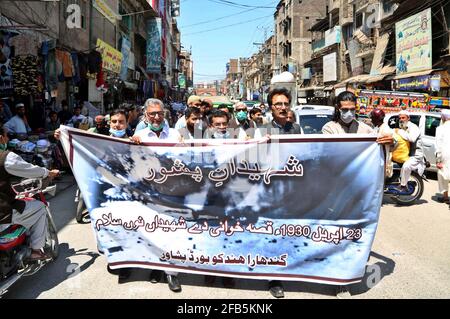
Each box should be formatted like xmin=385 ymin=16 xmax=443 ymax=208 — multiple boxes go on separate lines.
xmin=177 ymin=0 xmax=279 ymax=85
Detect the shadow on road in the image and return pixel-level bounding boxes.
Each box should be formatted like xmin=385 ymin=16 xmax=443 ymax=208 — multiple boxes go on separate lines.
xmin=382 ymin=197 xmax=428 ymax=207
xmin=348 ymin=251 xmax=395 ymax=296
xmin=4 ymin=243 xmax=100 ymax=299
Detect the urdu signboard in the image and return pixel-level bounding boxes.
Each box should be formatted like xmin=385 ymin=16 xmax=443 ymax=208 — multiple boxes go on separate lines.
xmin=396 ymin=8 xmax=432 ymax=74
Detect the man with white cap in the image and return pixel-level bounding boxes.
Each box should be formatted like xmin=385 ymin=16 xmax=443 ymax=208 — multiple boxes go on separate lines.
xmin=4 ymin=103 xmax=32 ymax=136
xmin=435 ymin=109 xmax=450 ymax=204
xmin=395 ymin=110 xmax=426 ymax=193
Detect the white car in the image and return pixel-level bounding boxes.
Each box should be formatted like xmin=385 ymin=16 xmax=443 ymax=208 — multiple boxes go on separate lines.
xmin=384 ymin=112 xmax=442 ymax=172
xmin=293 ymin=104 xmax=335 ymax=112
xmin=294 ymin=109 xmax=334 ymax=134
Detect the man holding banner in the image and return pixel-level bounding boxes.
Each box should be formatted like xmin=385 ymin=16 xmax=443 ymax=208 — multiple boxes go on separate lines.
xmin=55 ymin=91 xmax=387 ymax=299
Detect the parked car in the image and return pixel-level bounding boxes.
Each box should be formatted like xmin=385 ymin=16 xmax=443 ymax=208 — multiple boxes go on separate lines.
xmin=294 ymin=104 xmax=334 ymax=112
xmin=294 ymin=109 xmax=334 ymax=134
xmin=385 ymin=112 xmax=442 ymax=172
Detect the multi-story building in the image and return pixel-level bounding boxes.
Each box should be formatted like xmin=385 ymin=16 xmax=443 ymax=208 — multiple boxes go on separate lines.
xmin=244 ymin=36 xmax=277 ymax=102
xmin=274 ymin=0 xmax=328 ymax=75
xmin=0 ymin=0 xmax=183 ymax=120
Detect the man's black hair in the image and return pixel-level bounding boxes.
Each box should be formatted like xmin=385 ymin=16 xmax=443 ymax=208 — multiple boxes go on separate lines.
xmin=332 ymin=91 xmax=357 ymax=122
xmin=249 ymin=107 xmax=262 ymax=117
xmin=267 ymin=87 xmax=291 ymax=107
xmin=185 ymin=106 xmax=202 ymax=119
xmin=217 ymin=104 xmax=230 ymax=110
xmin=110 ymin=108 xmax=128 ymax=119
xmin=208 ymin=109 xmax=230 ymax=124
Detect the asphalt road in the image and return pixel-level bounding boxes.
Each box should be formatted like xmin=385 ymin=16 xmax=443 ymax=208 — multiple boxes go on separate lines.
xmin=4 ymin=174 xmax=450 ymax=299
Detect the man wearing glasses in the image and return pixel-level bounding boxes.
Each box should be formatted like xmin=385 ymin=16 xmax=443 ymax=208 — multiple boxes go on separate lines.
xmin=262 ymin=87 xmax=301 ymax=135
xmin=132 ymin=99 xmax=181 ymax=143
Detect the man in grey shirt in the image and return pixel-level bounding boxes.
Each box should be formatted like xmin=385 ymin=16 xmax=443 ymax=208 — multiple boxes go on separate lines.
xmin=261 ymin=87 xmax=301 ymax=136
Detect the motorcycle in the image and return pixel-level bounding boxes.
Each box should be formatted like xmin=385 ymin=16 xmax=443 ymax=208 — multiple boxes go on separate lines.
xmin=384 ymin=163 xmax=427 ymax=206
xmin=0 ymin=178 xmax=59 ymax=297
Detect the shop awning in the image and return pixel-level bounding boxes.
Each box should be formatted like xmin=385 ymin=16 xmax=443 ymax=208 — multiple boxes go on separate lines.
xmin=298 ymin=86 xmax=325 ymax=91
xmin=370 ymin=32 xmax=390 ymax=75
xmin=392 ymin=69 xmax=436 ymax=80
xmin=334 ymin=74 xmax=372 ymax=88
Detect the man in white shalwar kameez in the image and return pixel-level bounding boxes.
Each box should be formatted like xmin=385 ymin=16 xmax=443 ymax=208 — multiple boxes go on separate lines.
xmin=435 ymin=109 xmax=450 ymax=204
xmin=395 ymin=111 xmax=426 ymax=192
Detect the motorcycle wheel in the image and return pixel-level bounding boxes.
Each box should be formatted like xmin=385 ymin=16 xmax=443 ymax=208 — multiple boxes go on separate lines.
xmin=392 ymin=172 xmax=424 ymax=206
xmin=44 ymin=206 xmax=59 ymax=259
xmin=76 ymin=198 xmax=90 ymax=224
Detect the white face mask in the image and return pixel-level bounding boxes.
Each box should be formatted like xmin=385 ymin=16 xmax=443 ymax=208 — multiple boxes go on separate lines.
xmin=213 ymin=130 xmax=230 ymax=139
xmin=340 ymin=109 xmax=355 ymax=124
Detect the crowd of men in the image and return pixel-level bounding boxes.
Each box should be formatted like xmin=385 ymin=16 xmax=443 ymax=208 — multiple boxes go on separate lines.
xmin=1 ymin=87 xmax=450 ymax=298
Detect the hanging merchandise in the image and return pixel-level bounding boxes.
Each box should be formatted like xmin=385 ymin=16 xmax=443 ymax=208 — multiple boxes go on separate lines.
xmin=10 ymin=34 xmax=40 ymax=56
xmin=96 ymin=62 xmax=107 ymax=93
xmin=78 ymin=52 xmax=88 ymax=79
xmin=55 ymin=50 xmax=74 ymax=79
xmin=11 ymin=55 xmax=40 ymax=96
xmin=71 ymin=52 xmax=81 ymax=84
xmin=88 ymin=50 xmax=102 ymax=74
xmin=0 ymin=31 xmax=16 ymax=96
xmin=41 ymin=40 xmax=58 ymax=91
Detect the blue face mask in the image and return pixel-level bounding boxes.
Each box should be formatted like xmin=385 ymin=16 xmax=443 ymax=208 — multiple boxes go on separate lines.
xmin=148 ymin=122 xmax=164 ymax=132
xmin=109 ymin=128 xmax=126 ymax=138
xmin=213 ymin=130 xmax=230 ymax=139
xmin=236 ymin=111 xmax=248 ymax=122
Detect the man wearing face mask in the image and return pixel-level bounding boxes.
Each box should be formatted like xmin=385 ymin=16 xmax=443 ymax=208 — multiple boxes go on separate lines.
xmin=108 ymin=109 xmax=129 ymax=139
xmin=322 ymin=91 xmax=373 ymax=134
xmin=131 ymin=99 xmax=181 ymax=143
xmin=4 ymin=103 xmax=32 ymax=136
xmin=131 ymin=99 xmax=182 ymax=292
xmin=88 ymin=115 xmax=109 ymax=136
xmin=204 ymin=109 xmax=238 ymax=139
xmin=229 ymin=102 xmax=260 ymax=139
xmin=395 ymin=110 xmax=426 ymax=193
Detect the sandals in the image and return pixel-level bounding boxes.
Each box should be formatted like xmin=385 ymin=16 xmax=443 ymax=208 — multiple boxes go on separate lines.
xmin=29 ymin=250 xmax=52 ymax=261
xmin=437 ymin=197 xmax=450 ymax=204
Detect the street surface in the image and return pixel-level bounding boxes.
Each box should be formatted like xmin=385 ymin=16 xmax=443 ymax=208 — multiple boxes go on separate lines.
xmin=4 ymin=174 xmax=450 ymax=299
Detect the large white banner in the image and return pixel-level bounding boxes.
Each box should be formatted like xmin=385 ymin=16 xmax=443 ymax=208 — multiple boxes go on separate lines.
xmin=59 ymin=126 xmax=384 ymax=285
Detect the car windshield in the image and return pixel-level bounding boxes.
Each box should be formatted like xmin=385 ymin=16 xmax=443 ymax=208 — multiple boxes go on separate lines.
xmin=299 ymin=114 xmax=333 ymax=134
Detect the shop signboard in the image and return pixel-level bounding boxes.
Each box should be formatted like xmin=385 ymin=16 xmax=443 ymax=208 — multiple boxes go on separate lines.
xmin=93 ymin=0 xmax=118 ymax=24
xmin=96 ymin=38 xmax=123 ymax=74
xmin=146 ymin=18 xmax=162 ymax=74
xmin=323 ymin=52 xmax=337 ymax=83
xmin=398 ymin=74 xmax=441 ymax=91
xmin=120 ymin=37 xmax=131 ymax=81
xmin=396 ymin=8 xmax=432 ymax=74
xmin=178 ymin=74 xmax=186 ymax=89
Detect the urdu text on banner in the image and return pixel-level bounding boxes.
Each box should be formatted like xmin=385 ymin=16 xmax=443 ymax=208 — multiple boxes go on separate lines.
xmin=58 ymin=126 xmax=384 ymax=285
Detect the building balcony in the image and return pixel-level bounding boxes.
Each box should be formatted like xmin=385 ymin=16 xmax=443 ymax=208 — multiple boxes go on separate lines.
xmin=312 ymin=38 xmax=326 ymax=52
